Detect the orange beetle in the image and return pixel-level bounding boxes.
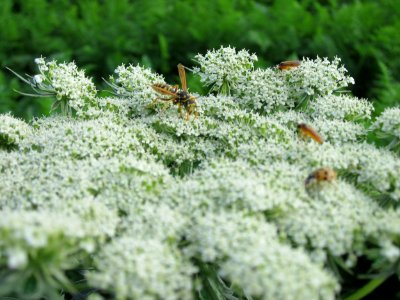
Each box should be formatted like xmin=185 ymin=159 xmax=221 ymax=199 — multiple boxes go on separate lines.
xmin=298 ymin=123 xmax=324 ymax=144
xmin=305 ymin=167 xmax=337 ymax=186
xmin=278 ymin=60 xmax=301 ymax=71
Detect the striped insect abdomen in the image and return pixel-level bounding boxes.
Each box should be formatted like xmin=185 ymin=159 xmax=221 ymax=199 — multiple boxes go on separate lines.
xmin=152 ymin=83 xmax=178 ymax=94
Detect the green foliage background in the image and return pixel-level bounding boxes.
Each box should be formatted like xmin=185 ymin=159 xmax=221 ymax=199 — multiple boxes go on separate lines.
xmin=1 ymin=0 xmax=400 ymax=119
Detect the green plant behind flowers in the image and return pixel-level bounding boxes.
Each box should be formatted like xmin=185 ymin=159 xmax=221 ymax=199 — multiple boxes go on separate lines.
xmin=1 ymin=0 xmax=400 ymax=119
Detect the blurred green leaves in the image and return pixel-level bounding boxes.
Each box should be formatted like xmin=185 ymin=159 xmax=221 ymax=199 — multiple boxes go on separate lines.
xmin=1 ymin=0 xmax=399 ymax=119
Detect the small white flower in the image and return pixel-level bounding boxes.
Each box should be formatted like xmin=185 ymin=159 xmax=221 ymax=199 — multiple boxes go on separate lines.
xmin=7 ymin=248 xmax=28 ymax=269
xmin=33 ymin=74 xmax=43 ymax=84
xmin=34 ymin=57 xmax=45 ymax=65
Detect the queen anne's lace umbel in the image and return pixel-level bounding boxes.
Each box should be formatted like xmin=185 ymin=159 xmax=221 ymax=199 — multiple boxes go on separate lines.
xmin=1 ymin=47 xmax=399 ymax=300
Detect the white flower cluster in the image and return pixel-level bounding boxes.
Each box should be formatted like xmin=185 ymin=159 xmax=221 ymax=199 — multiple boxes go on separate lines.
xmin=312 ymin=118 xmax=366 ymax=145
xmin=366 ymin=208 xmax=400 ymax=270
xmin=285 ymin=57 xmax=355 ymax=98
xmin=2 ymin=48 xmax=400 ymax=300
xmin=107 ymin=64 xmax=165 ymax=116
xmin=0 ymin=113 xmax=31 ymax=147
xmin=34 ymin=57 xmax=97 ymax=116
xmin=277 ymin=182 xmax=380 ymax=263
xmin=236 ymin=68 xmax=291 ymax=113
xmin=173 ymin=159 xmax=307 ymax=214
xmin=193 ymin=48 xmax=354 ymax=114
xmin=20 ymin=116 xmax=149 ymax=160
xmin=185 ymin=212 xmax=338 ymax=300
xmin=309 ymin=95 xmax=373 ymax=121
xmin=372 ymin=107 xmax=400 ymax=137
xmin=371 ymin=107 xmax=400 ymax=152
xmin=192 ymin=46 xmax=257 ymax=94
xmin=88 ymin=237 xmax=194 ymax=300
xmin=270 ymin=110 xmax=366 ymax=145
xmin=0 ymin=207 xmax=117 ymax=299
xmin=353 ymin=146 xmax=400 ymax=200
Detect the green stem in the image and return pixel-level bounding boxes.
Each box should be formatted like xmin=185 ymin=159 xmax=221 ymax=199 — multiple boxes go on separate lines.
xmin=219 ymin=80 xmax=231 ymax=96
xmin=344 ymin=276 xmax=388 ymax=300
xmin=60 ymin=100 xmax=65 ymax=116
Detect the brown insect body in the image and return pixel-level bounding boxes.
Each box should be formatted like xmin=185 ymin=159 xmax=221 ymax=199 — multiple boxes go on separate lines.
xmin=305 ymin=167 xmax=337 ymax=186
xmin=151 ymin=64 xmax=198 ymax=121
xmin=298 ymin=123 xmax=324 ymax=144
xmin=278 ymin=60 xmax=301 ymax=70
